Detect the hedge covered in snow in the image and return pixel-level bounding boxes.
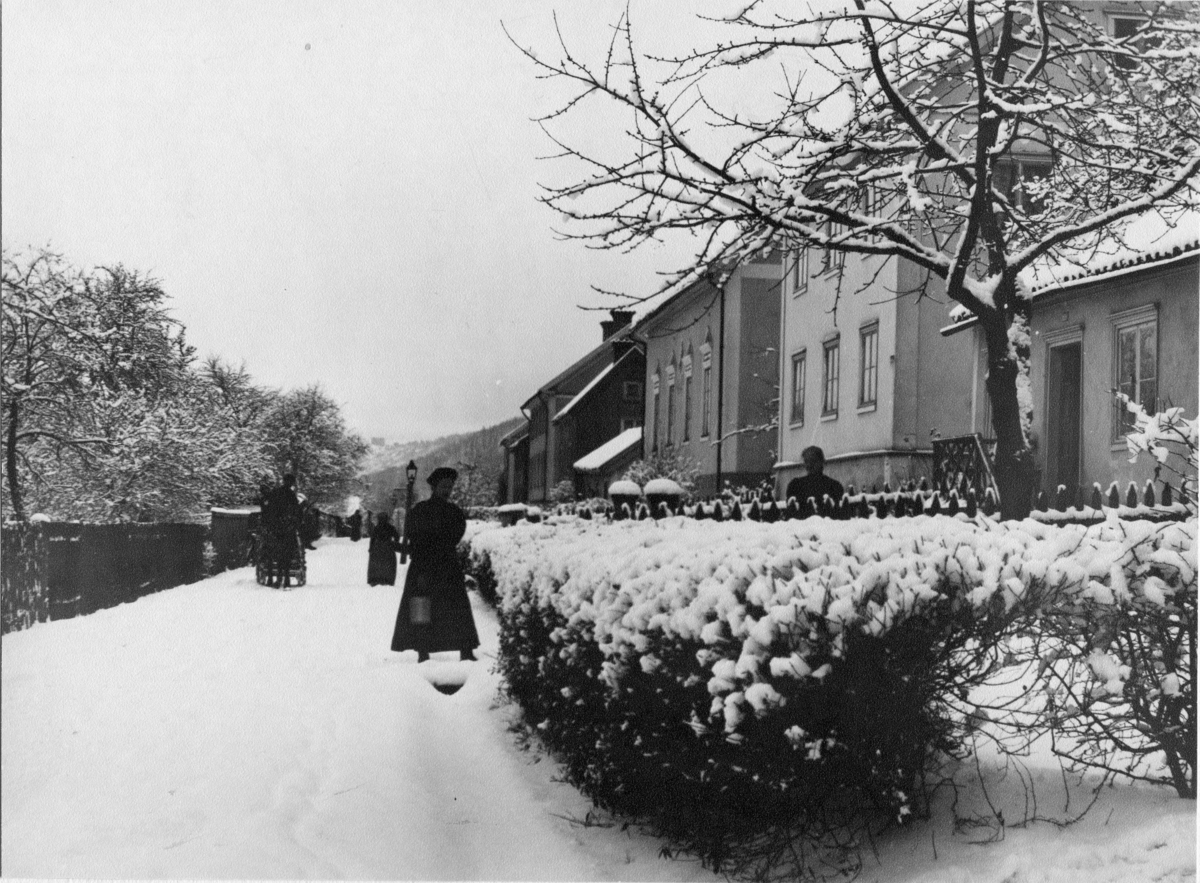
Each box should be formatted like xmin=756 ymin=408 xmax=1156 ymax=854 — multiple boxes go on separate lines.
xmin=466 ymin=513 xmax=1196 ymax=874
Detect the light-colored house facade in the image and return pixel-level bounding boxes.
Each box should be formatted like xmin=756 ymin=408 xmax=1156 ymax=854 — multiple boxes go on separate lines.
xmin=775 ymin=245 xmax=979 ymax=496
xmin=636 ymin=254 xmax=783 ymax=497
xmin=1027 ymin=241 xmax=1199 ymax=499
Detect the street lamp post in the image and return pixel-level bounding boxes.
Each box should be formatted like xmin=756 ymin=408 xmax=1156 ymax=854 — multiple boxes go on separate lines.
xmin=400 ymin=460 xmax=417 ymax=564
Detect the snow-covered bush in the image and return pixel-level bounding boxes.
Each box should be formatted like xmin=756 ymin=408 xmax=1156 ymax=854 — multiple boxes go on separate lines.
xmin=1120 ymin=396 xmax=1197 ymax=517
xmin=469 ymin=515 xmax=1189 ymax=876
xmin=1003 ymin=401 xmax=1198 ymax=798
xmin=1028 ymin=518 xmax=1196 ymax=798
xmin=621 ymin=450 xmax=700 ymax=499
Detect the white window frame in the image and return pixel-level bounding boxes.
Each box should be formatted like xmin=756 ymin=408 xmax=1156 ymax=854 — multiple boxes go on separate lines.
xmin=790 ymin=349 xmax=806 ymax=427
xmin=791 ymin=249 xmax=809 ymax=296
xmin=1111 ymin=303 xmax=1158 ymax=443
xmin=682 ymin=351 xmax=694 ymax=442
xmin=858 ymin=323 xmax=879 ymax=410
xmin=651 ymin=370 xmax=661 ymax=452
xmin=666 ymin=361 xmax=677 ymax=446
xmin=822 ymin=337 xmax=840 ymax=418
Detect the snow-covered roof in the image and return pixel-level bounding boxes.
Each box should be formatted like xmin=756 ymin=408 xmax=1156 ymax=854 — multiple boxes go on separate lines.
xmin=499 ymin=423 xmax=529 ymax=447
xmin=520 ymin=325 xmax=639 ymax=412
xmin=942 ymin=213 xmax=1200 ymax=337
xmin=1022 ymin=208 xmax=1199 ymax=296
xmin=552 ymin=362 xmax=616 ymax=425
xmin=573 ymin=427 xmax=643 ymax=473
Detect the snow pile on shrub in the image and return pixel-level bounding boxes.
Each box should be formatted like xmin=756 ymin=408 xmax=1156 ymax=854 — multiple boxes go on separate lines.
xmin=467 ymin=514 xmax=1197 ymax=873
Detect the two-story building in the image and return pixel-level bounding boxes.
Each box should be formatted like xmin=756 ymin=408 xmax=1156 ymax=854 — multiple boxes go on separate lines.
xmin=635 ymin=253 xmax=783 ymax=496
xmin=775 ymin=242 xmax=979 ymax=496
xmin=505 ymin=311 xmax=646 ymax=504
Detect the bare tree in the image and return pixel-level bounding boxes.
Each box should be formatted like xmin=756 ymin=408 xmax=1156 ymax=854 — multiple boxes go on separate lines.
xmin=509 ymin=0 xmax=1200 ymax=517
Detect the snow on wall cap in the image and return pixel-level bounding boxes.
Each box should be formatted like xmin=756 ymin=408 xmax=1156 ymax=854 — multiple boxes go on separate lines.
xmin=496 ymin=503 xmax=528 ymax=513
xmin=644 ymin=478 xmax=685 ymax=496
xmin=608 ymin=479 xmax=643 ymax=496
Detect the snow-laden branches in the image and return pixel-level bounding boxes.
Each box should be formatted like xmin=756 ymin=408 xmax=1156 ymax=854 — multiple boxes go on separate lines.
xmin=511 ymin=1 xmax=1199 ymax=307
xmin=2 ymin=248 xmax=368 ymax=522
xmin=511 ymin=0 xmax=1200 ymax=520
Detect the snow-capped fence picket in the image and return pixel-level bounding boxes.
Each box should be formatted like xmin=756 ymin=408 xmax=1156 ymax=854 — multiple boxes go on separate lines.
xmin=0 ymin=522 xmax=207 ymax=633
xmin=465 ymin=513 xmax=1197 ymax=876
xmin=678 ymin=478 xmax=1189 ymax=526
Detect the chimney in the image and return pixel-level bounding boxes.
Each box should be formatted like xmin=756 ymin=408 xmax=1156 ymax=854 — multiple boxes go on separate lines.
xmin=601 ymin=309 xmax=634 ymax=342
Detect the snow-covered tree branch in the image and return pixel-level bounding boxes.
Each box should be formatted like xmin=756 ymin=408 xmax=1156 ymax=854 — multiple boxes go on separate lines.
xmin=510 ymin=0 xmax=1200 ymax=517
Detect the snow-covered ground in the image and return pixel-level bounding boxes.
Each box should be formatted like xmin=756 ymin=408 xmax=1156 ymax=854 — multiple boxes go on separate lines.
xmin=2 ymin=537 xmax=1194 ymax=881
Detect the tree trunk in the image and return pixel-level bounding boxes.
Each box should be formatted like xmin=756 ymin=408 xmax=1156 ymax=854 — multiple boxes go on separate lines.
xmin=5 ymin=398 xmax=24 ymax=521
xmin=981 ymin=314 xmax=1035 ymax=520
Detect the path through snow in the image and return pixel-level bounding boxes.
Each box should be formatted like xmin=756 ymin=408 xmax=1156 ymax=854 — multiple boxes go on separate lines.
xmin=1 ymin=538 xmax=717 ymax=881
xmin=1 ymin=537 xmax=1194 ymax=881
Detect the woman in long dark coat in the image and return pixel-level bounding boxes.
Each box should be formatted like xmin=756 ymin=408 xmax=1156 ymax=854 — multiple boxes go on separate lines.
xmin=390 ymin=467 xmax=480 ymax=662
xmin=366 ymin=512 xmax=400 ymax=586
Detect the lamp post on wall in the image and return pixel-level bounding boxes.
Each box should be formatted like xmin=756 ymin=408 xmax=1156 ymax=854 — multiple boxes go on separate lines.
xmin=400 ymin=460 xmax=417 ymax=564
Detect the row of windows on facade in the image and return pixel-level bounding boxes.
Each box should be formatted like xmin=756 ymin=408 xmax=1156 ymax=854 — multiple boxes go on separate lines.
xmin=641 ymin=283 xmax=1157 ymax=457
xmin=788 ymin=324 xmax=879 ymax=427
xmin=786 ymin=249 xmax=1159 ymax=443
xmin=649 ymin=345 xmax=715 ymax=452
xmin=783 ymin=314 xmax=1158 ymax=438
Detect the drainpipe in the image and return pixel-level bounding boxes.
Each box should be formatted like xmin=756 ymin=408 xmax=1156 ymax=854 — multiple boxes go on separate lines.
xmin=715 ymin=281 xmax=726 ymax=494
xmin=515 ymin=403 xmax=532 ymax=505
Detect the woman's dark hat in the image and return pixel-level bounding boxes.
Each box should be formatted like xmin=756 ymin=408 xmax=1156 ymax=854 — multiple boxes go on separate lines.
xmin=427 ymin=466 xmax=458 ymax=486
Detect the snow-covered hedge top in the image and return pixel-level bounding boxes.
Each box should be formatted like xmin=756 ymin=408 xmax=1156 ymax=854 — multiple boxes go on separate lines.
xmin=644 ymin=478 xmax=685 ymax=496
xmin=496 ymin=503 xmax=528 ymax=513
xmin=470 ymin=515 xmax=1195 ymax=731
xmin=608 ymin=479 xmax=642 ymax=496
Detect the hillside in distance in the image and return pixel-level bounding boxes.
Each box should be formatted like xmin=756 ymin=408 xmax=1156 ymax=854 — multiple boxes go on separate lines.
xmin=360 ymin=417 xmax=524 ymax=511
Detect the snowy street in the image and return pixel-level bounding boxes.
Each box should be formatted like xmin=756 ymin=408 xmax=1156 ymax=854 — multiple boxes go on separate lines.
xmin=2 ymin=536 xmax=1195 ymax=882
xmin=1 ymin=538 xmax=717 ymax=881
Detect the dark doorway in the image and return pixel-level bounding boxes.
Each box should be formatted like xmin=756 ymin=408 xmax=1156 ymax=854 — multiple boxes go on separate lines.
xmin=1045 ymin=342 xmax=1082 ymax=495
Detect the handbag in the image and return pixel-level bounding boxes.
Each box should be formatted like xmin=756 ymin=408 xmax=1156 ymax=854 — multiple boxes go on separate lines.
xmin=410 ymin=570 xmax=434 ymax=625
xmin=410 ymin=595 xmax=432 ymax=625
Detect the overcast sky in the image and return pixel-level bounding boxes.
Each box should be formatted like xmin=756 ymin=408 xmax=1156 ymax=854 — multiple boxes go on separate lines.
xmin=2 ymin=0 xmax=713 ymax=441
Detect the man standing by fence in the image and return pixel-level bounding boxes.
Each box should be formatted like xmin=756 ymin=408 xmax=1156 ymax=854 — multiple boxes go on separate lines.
xmin=785 ymin=447 xmax=845 ymax=514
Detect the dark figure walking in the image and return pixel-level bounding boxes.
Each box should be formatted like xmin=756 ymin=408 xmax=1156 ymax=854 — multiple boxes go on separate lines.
xmin=390 ymin=467 xmax=480 ymax=662
xmin=367 ymin=512 xmax=400 ymax=586
xmin=347 ymin=509 xmax=364 ymax=542
xmin=260 ymin=474 xmax=303 ymax=588
xmin=300 ymin=498 xmax=321 ymax=550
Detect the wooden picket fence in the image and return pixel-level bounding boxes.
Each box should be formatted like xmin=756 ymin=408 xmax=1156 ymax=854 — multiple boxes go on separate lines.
xmin=545 ymin=475 xmax=1191 ymax=527
xmin=1 ymin=521 xmax=207 ymax=635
